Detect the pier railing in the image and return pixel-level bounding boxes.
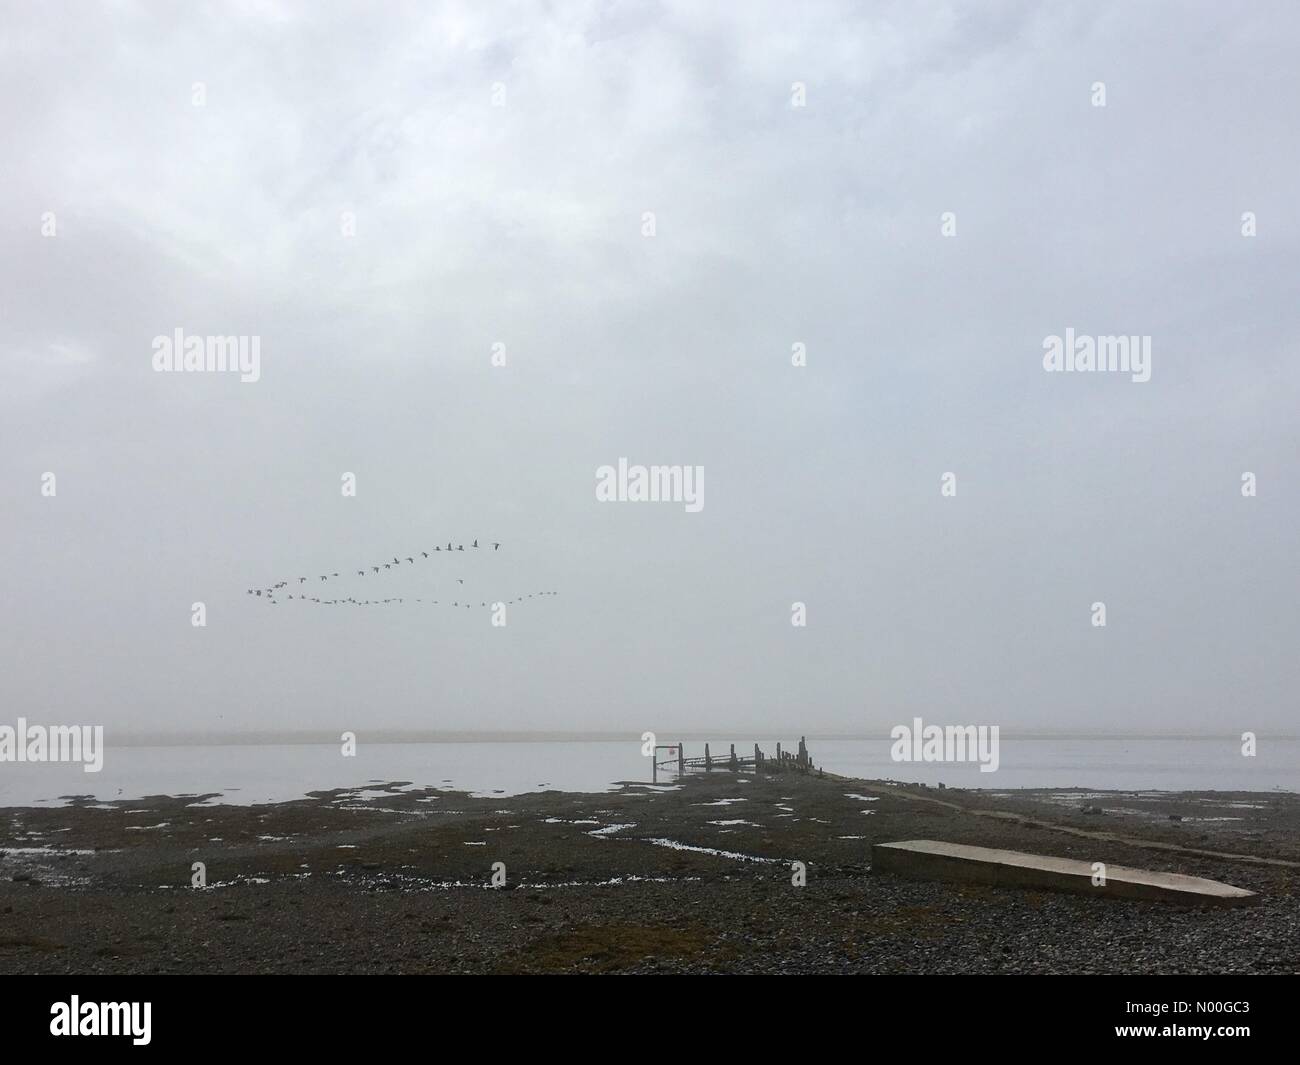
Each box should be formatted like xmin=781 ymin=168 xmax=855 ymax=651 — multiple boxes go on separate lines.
xmin=653 ymin=736 xmax=819 ymax=782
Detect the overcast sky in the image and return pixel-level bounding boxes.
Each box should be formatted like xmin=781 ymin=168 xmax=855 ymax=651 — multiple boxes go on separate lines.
xmin=2 ymin=1 xmax=1297 ymax=739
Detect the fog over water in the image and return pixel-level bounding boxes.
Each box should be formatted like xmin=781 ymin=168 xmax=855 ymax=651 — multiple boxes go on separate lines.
xmin=2 ymin=3 xmax=1297 ymax=758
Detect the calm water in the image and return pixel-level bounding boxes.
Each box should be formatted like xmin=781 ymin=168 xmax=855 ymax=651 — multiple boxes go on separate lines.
xmin=0 ymin=737 xmax=1295 ymax=807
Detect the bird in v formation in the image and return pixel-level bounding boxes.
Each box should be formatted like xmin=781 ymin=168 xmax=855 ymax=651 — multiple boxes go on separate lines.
xmin=246 ymin=539 xmax=559 ymax=607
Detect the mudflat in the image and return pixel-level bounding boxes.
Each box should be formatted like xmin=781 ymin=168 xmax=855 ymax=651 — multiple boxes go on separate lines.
xmin=2 ymin=772 xmax=1296 ymax=974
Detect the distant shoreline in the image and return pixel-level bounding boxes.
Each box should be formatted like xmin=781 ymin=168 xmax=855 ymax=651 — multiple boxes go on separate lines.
xmin=87 ymin=730 xmax=1300 ymax=747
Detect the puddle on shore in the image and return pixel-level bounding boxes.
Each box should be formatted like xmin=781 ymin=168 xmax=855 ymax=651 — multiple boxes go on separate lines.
xmin=328 ymin=869 xmax=703 ymax=891
xmin=587 ymin=824 xmax=635 ymax=836
xmin=1 ymin=846 xmax=101 ymax=856
xmin=643 ymin=838 xmax=782 ymax=864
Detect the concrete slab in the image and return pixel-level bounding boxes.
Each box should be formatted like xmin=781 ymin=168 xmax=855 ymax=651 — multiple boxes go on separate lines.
xmin=871 ymin=839 xmax=1259 ymax=906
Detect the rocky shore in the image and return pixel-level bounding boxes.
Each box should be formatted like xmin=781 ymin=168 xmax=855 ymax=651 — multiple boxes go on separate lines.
xmin=2 ymin=772 xmax=1296 ymax=974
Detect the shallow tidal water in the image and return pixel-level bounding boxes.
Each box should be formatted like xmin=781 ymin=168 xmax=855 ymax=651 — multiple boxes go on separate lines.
xmin=1 ymin=736 xmax=1296 ymax=807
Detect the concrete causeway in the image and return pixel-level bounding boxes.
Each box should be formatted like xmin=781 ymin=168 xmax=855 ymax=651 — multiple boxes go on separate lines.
xmin=872 ymin=839 xmax=1259 ymax=906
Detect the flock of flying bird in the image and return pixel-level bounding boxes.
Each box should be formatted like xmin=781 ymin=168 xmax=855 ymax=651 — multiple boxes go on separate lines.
xmin=245 ymin=539 xmax=558 ymax=610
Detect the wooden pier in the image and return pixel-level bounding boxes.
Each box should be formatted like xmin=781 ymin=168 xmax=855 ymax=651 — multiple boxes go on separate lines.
xmin=652 ymin=736 xmax=820 ymax=782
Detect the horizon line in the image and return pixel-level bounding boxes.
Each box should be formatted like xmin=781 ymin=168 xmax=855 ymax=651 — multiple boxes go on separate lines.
xmin=57 ymin=728 xmax=1300 ymax=747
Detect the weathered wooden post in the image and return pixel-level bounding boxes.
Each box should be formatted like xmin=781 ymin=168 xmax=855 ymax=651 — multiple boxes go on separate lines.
xmin=754 ymin=743 xmax=762 ymax=773
xmin=729 ymin=744 xmax=738 ymax=772
xmin=678 ymin=743 xmax=685 ymax=777
xmin=704 ymin=743 xmax=712 ymax=771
